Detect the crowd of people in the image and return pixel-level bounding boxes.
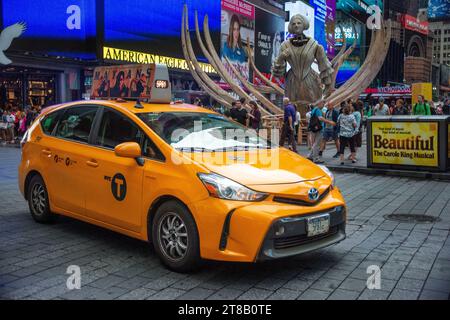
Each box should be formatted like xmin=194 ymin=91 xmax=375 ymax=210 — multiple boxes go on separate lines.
xmin=0 ymin=104 xmax=41 ymax=145
xmin=280 ymin=95 xmax=450 ymax=165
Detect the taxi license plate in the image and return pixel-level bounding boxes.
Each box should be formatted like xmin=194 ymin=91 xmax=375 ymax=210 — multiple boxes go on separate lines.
xmin=307 ymin=214 xmax=330 ymax=237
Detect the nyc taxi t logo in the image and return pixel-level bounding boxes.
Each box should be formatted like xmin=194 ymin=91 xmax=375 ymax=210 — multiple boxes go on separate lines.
xmin=105 ymin=174 xmax=127 ymax=201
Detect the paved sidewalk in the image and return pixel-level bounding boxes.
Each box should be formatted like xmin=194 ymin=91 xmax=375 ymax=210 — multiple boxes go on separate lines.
xmin=0 ymin=147 xmax=449 ymax=300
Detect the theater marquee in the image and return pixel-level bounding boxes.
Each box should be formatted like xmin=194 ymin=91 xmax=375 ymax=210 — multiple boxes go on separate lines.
xmin=103 ymin=46 xmax=216 ymax=74
xmin=371 ymin=122 xmax=438 ymax=168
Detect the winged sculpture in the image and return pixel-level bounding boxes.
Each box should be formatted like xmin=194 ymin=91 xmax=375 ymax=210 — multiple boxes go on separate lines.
xmin=181 ymin=5 xmax=391 ymax=121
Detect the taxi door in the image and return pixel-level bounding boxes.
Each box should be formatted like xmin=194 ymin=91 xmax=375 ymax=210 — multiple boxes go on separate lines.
xmin=84 ymin=107 xmax=144 ymax=232
xmin=44 ymin=105 xmax=100 ymax=215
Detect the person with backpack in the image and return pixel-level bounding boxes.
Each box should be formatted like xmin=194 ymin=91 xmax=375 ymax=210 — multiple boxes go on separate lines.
xmin=320 ymin=104 xmax=340 ymax=159
xmin=412 ymin=95 xmax=431 ymax=115
xmin=307 ymin=100 xmax=336 ymax=164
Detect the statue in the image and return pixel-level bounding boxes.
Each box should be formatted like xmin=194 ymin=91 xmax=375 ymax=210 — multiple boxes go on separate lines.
xmin=272 ymin=14 xmax=334 ymax=104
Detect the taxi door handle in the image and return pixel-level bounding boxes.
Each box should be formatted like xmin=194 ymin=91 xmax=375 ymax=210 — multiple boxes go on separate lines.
xmin=86 ymin=160 xmax=99 ymax=168
xmin=41 ymin=149 xmax=52 ymax=157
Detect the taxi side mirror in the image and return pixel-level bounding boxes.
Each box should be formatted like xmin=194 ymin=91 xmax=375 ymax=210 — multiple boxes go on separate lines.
xmin=114 ymin=142 xmax=144 ymax=166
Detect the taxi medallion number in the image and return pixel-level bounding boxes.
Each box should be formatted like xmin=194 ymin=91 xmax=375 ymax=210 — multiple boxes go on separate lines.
xmin=307 ymin=214 xmax=330 ymax=237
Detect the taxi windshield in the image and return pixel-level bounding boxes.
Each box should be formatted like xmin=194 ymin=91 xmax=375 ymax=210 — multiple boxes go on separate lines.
xmin=137 ymin=112 xmax=274 ymax=151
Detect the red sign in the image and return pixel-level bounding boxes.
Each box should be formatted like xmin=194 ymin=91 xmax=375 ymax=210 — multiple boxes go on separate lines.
xmin=221 ymin=0 xmax=254 ymax=19
xmin=365 ymin=86 xmax=412 ymax=95
xmin=402 ymin=14 xmax=429 ymax=35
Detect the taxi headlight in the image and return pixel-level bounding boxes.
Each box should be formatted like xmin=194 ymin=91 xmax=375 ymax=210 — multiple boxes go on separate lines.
xmin=318 ymin=165 xmax=335 ymax=187
xmin=198 ymin=173 xmax=268 ymax=201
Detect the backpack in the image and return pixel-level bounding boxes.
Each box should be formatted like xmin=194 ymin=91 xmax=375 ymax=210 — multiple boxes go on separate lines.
xmin=308 ymin=108 xmax=322 ymax=133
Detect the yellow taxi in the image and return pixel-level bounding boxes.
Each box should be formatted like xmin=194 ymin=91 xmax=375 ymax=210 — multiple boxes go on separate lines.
xmin=18 ymin=65 xmax=346 ymax=272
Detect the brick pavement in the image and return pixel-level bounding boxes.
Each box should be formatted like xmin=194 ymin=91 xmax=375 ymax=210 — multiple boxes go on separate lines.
xmin=1 ymin=147 xmax=449 ymax=300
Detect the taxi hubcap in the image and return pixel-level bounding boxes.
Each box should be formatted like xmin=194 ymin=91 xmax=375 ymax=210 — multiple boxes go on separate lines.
xmin=31 ymin=184 xmax=46 ymax=215
xmin=158 ymin=213 xmax=188 ymax=261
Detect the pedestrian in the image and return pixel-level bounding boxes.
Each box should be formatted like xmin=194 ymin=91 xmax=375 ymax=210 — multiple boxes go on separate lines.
xmin=350 ymin=102 xmax=363 ymax=161
xmin=412 ymin=95 xmax=431 ymax=115
xmin=373 ymin=97 xmax=390 ymax=116
xmin=443 ymin=99 xmax=450 ymax=115
xmin=279 ymin=97 xmax=298 ymax=153
xmin=391 ymin=99 xmax=409 ymax=116
xmin=389 ymin=99 xmax=396 ymax=115
xmin=294 ymin=105 xmax=301 ymax=143
xmin=248 ymin=101 xmax=261 ymax=131
xmin=231 ymin=99 xmax=248 ymax=126
xmin=305 ymin=105 xmax=313 ymax=150
xmin=307 ymin=100 xmax=335 ymax=164
xmin=320 ymin=103 xmax=340 ymax=159
xmin=337 ymin=105 xmax=357 ymax=165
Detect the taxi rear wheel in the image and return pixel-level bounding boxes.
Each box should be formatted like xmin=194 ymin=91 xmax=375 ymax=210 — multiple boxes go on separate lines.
xmin=152 ymin=200 xmax=200 ymax=272
xmin=27 ymin=175 xmax=56 ymax=223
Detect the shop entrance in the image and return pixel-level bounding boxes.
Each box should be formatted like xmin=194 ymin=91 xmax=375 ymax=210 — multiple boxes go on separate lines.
xmin=0 ymin=66 xmax=59 ymax=110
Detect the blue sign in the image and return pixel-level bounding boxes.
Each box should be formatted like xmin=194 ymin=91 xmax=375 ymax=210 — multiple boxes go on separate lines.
xmin=104 ymin=0 xmax=221 ymax=60
xmin=309 ymin=0 xmax=327 ymax=50
xmin=428 ymin=0 xmax=450 ymax=20
xmin=2 ymin=0 xmax=96 ymax=59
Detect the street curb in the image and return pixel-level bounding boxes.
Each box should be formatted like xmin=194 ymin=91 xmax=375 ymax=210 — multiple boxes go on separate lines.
xmin=0 ymin=144 xmax=20 ymax=149
xmin=328 ymin=165 xmax=450 ymax=181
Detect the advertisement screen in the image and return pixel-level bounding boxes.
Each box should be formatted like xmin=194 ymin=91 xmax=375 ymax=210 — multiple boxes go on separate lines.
xmin=220 ymin=0 xmax=255 ymax=82
xmin=91 ymin=65 xmax=155 ymax=99
xmin=326 ymin=0 xmax=336 ymax=59
xmin=253 ymin=8 xmax=284 ymax=84
xmin=104 ymin=0 xmax=221 ymax=61
xmin=428 ymin=0 xmax=450 ymax=20
xmin=371 ymin=122 xmax=439 ymax=168
xmin=309 ymin=0 xmax=327 ymax=51
xmin=285 ymin=1 xmax=315 ymax=40
xmin=2 ymin=0 xmax=96 ymax=59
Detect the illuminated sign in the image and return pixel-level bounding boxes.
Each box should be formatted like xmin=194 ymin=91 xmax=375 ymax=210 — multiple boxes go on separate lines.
xmin=371 ymin=122 xmax=439 ymax=168
xmin=103 ymin=47 xmax=216 ymax=74
xmin=155 ymin=80 xmax=169 ymax=89
xmin=402 ymin=14 xmax=429 ymax=36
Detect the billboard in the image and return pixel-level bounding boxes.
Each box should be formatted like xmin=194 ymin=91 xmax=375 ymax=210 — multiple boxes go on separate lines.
xmin=285 ymin=1 xmax=315 ymax=41
xmin=220 ymin=0 xmax=255 ymax=82
xmin=371 ymin=122 xmax=439 ymax=168
xmin=309 ymin=0 xmax=327 ymax=51
xmin=326 ymin=0 xmax=336 ymax=59
xmin=428 ymin=0 xmax=450 ymax=20
xmin=104 ymin=0 xmax=221 ymax=62
xmin=91 ymin=64 xmax=156 ymax=99
xmin=2 ymin=0 xmax=96 ymax=59
xmin=253 ymin=7 xmax=285 ymax=84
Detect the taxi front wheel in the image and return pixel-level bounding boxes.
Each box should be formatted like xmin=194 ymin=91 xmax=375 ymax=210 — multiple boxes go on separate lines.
xmin=152 ymin=200 xmax=200 ymax=273
xmin=27 ymin=175 xmax=57 ymax=223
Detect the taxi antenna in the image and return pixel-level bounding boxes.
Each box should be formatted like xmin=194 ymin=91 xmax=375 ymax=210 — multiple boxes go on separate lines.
xmin=134 ymin=99 xmax=144 ymax=109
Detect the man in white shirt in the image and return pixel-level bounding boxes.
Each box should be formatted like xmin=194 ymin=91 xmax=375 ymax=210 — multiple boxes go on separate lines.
xmin=373 ymin=97 xmax=390 ymax=116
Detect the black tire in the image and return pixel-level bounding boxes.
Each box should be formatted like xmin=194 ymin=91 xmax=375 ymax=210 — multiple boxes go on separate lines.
xmin=151 ymin=200 xmax=200 ymax=273
xmin=27 ymin=174 xmax=57 ymax=223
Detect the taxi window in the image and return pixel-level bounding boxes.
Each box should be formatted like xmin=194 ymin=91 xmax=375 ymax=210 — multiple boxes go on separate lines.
xmin=41 ymin=110 xmax=63 ymax=135
xmin=95 ymin=109 xmax=143 ymax=149
xmin=55 ymin=106 xmax=97 ymax=143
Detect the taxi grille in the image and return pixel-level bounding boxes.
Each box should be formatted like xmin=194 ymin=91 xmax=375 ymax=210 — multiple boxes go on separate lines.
xmin=273 ymin=226 xmax=339 ymax=250
xmin=273 ymin=187 xmax=331 ymax=207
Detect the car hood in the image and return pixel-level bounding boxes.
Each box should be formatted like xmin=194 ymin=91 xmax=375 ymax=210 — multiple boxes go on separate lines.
xmin=186 ymin=147 xmax=329 ymax=191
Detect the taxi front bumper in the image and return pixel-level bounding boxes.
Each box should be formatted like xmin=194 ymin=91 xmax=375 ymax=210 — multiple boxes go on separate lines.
xmin=191 ymin=187 xmax=347 ymax=263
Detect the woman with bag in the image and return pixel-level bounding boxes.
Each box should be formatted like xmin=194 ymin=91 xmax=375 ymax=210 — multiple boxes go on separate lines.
xmin=338 ymin=105 xmax=357 ymax=165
